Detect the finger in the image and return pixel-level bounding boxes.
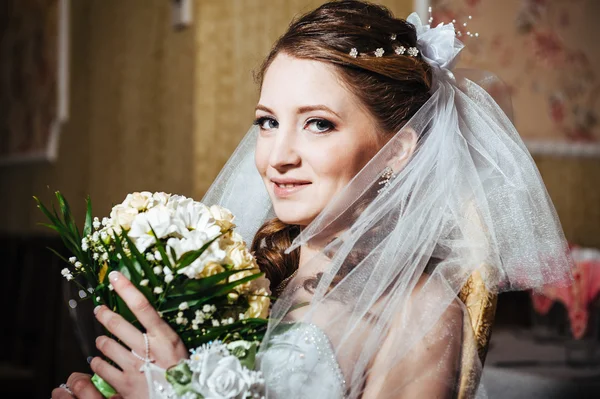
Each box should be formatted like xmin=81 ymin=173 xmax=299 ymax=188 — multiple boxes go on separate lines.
xmin=66 ymin=372 xmax=103 ymax=399
xmin=51 ymin=387 xmax=72 ymax=399
xmin=96 ymin=335 xmax=138 ymax=371
xmin=90 ymin=356 xmax=126 ymax=394
xmin=94 ymin=305 xmax=145 ymax=354
xmin=108 ymin=271 xmax=173 ymax=336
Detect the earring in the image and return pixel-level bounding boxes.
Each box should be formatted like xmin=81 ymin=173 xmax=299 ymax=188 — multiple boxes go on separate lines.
xmin=377 ymin=166 xmax=395 ymax=194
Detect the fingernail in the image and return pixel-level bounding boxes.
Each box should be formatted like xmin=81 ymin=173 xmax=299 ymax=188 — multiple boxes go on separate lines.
xmin=94 ymin=305 xmax=101 ymax=315
xmin=95 ymin=336 xmax=103 ymax=345
xmin=109 ymin=271 xmax=119 ymax=282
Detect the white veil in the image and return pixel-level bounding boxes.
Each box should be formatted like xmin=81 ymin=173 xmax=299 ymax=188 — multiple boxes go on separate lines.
xmin=202 ymin=13 xmax=572 ymax=398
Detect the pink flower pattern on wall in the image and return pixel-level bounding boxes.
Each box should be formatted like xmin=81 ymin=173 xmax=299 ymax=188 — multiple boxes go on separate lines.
xmin=431 ymin=0 xmax=599 ymax=143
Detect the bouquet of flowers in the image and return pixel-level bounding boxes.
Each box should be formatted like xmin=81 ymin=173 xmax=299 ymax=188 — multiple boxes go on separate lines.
xmin=36 ymin=191 xmax=270 ymax=398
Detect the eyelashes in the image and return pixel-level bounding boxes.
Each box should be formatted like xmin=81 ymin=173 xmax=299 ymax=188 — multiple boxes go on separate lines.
xmin=253 ymin=116 xmax=279 ymax=130
xmin=253 ymin=116 xmax=336 ymax=134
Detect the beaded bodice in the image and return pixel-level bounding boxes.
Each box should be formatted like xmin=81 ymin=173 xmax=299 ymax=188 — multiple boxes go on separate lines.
xmin=257 ymin=323 xmax=346 ymax=398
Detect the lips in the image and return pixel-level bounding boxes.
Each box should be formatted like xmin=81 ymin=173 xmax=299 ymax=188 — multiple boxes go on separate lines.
xmin=270 ymin=178 xmax=311 ymax=198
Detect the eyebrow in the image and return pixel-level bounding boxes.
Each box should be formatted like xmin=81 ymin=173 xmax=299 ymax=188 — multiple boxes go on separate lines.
xmin=255 ymin=104 xmax=341 ymax=119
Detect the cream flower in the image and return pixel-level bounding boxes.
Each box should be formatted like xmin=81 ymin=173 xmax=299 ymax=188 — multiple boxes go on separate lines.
xmin=198 ymin=262 xmax=226 ymax=278
xmin=123 ymin=191 xmax=153 ymax=211
xmin=109 ymin=204 xmax=138 ymax=230
xmin=245 ymin=288 xmax=270 ymax=319
xmin=227 ymin=243 xmax=256 ymax=271
xmin=210 ymin=205 xmax=236 ymax=232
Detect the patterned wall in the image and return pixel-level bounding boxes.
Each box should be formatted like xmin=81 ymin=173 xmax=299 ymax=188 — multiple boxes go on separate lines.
xmin=431 ymin=0 xmax=600 ymax=144
xmin=429 ymin=0 xmax=600 ymax=247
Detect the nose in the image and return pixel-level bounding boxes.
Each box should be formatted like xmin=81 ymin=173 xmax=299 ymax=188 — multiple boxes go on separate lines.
xmin=269 ymin=128 xmax=301 ymax=172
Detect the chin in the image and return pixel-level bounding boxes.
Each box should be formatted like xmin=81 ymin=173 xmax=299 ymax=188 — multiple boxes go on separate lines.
xmin=273 ymin=203 xmax=318 ymax=226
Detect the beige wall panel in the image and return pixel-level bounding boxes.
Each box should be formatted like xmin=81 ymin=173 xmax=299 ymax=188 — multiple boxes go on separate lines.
xmin=534 ymin=156 xmax=600 ymax=248
xmin=0 ymin=0 xmax=196 ymax=233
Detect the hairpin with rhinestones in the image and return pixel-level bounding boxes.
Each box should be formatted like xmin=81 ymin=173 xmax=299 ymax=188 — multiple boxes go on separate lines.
xmin=349 ymin=45 xmax=419 ymax=58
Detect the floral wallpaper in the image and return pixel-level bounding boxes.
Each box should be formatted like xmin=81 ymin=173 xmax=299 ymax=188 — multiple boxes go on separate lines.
xmin=431 ymin=0 xmax=599 ymax=145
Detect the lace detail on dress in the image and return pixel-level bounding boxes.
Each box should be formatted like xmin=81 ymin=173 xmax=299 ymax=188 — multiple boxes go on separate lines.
xmin=258 ymin=323 xmax=346 ymax=398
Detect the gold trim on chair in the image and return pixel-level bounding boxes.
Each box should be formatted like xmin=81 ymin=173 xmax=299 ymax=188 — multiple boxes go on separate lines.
xmin=457 ymin=268 xmax=498 ymax=398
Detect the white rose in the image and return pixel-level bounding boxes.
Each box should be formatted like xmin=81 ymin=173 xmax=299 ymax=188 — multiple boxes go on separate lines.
xmin=109 ymin=205 xmax=138 ymax=230
xmin=123 ymin=191 xmax=152 ymax=211
xmin=210 ymin=205 xmax=236 ymax=232
xmin=148 ymin=192 xmax=170 ymax=208
xmin=196 ymin=355 xmax=249 ymax=399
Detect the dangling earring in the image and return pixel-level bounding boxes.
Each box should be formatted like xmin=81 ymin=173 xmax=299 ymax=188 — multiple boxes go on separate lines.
xmin=377 ymin=166 xmax=395 ymax=194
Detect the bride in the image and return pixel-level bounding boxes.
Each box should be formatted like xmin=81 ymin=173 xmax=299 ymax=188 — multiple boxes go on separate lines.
xmin=52 ymin=1 xmax=572 ymax=398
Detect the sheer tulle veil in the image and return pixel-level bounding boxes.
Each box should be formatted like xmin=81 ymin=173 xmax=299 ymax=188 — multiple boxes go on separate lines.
xmin=202 ymin=13 xmax=572 ymax=398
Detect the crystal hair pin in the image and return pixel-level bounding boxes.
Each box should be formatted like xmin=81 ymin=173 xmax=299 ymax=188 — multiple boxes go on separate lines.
xmin=349 ymin=45 xmax=418 ymax=58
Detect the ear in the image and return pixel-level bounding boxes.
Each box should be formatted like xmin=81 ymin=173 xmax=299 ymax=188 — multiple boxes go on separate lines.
xmin=388 ymin=128 xmax=418 ymax=172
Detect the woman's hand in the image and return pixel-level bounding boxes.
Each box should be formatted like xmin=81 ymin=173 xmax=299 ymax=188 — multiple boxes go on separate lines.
xmin=51 ymin=373 xmax=121 ymax=399
xmin=90 ymin=271 xmax=188 ymax=398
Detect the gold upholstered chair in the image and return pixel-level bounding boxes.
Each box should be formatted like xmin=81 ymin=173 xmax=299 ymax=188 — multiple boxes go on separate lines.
xmin=457 ymin=268 xmax=498 ymax=398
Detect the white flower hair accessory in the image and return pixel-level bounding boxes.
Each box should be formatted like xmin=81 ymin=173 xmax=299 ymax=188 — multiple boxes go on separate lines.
xmin=406 ymin=12 xmax=464 ymax=71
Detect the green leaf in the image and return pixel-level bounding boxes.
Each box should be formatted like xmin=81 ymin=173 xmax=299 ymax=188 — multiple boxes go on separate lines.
xmin=149 ymin=226 xmax=172 ymax=269
xmin=113 ymin=237 xmax=142 ymax=282
xmin=83 ymin=196 xmax=93 ymax=238
xmin=39 ymin=222 xmax=80 ymax=254
xmin=55 ymin=191 xmax=81 ymax=243
xmin=180 ymin=318 xmax=268 ymax=347
xmin=122 ymin=234 xmax=159 ymax=286
xmin=167 ymin=269 xmax=244 ymax=297
xmin=160 ymin=272 xmax=262 ymax=313
xmin=175 ymin=234 xmax=222 ymax=270
xmin=33 ymin=196 xmax=63 ymax=228
xmin=46 ymin=247 xmax=71 ymax=265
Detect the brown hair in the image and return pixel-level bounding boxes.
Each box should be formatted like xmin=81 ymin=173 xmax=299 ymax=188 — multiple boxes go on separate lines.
xmin=251 ymin=0 xmax=433 ymax=293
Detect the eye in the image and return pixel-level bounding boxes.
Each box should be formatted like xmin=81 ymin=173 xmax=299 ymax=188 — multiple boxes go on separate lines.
xmin=253 ymin=116 xmax=279 ymax=130
xmin=305 ymin=118 xmax=335 ymax=134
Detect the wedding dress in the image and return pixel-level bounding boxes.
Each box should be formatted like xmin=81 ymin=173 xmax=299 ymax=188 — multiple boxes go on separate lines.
xmin=257 ymin=323 xmax=346 ymax=398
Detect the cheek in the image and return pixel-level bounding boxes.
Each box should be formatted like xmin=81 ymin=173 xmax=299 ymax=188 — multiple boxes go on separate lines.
xmin=311 ymin=141 xmax=375 ymax=189
xmin=254 ymin=140 xmax=269 ymax=177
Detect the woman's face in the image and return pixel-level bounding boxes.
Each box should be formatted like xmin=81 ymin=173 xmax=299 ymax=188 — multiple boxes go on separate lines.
xmin=255 ymin=53 xmax=387 ymax=226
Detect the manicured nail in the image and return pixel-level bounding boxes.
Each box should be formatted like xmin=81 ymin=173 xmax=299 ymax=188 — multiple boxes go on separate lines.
xmin=94 ymin=305 xmax=101 ymax=315
xmin=109 ymin=271 xmax=119 ymax=282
